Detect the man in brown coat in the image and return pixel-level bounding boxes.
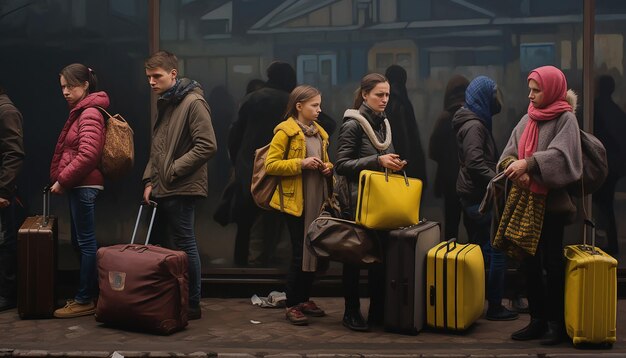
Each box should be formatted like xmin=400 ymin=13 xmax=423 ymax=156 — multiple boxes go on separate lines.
xmin=143 ymin=51 xmax=217 ymax=320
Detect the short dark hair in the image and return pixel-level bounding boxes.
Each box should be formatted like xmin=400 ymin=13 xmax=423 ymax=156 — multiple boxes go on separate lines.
xmin=60 ymin=63 xmax=98 ymax=93
xmin=145 ymin=50 xmax=178 ymax=72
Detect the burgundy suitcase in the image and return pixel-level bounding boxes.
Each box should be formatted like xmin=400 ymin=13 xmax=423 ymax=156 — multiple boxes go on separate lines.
xmin=17 ymin=188 xmax=57 ymax=319
xmin=95 ymin=202 xmax=189 ymax=335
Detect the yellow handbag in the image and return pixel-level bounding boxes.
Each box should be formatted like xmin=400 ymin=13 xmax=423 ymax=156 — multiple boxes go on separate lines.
xmin=355 ymin=170 xmax=422 ymax=230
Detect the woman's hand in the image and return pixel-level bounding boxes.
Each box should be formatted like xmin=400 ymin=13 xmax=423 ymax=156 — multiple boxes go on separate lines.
xmin=503 ymin=159 xmax=528 ymax=181
xmin=50 ymin=181 xmax=65 ymax=195
xmin=515 ymin=173 xmax=531 ymax=189
xmin=301 ymin=157 xmax=324 ymax=170
xmin=378 ymin=153 xmax=406 ymax=171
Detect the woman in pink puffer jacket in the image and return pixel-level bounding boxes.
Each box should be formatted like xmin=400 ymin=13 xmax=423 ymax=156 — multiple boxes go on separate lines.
xmin=49 ymin=63 xmax=107 ymax=319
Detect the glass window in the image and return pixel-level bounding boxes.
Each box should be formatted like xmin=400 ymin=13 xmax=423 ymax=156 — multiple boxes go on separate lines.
xmin=593 ymin=0 xmax=626 ymax=266
xmin=0 ymin=1 xmax=150 ymax=269
xmin=156 ymin=0 xmax=626 ymax=270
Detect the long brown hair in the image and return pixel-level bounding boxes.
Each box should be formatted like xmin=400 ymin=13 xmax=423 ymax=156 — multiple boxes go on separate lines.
xmin=60 ymin=63 xmax=98 ymax=93
xmin=284 ymin=85 xmax=321 ymax=119
xmin=353 ymin=73 xmax=387 ymax=109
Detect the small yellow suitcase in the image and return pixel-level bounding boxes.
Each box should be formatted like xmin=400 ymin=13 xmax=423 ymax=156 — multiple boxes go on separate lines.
xmin=426 ymin=239 xmax=484 ymax=331
xmin=564 ymin=220 xmax=617 ymax=347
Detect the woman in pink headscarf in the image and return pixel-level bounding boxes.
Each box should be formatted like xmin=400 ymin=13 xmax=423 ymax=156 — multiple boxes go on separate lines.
xmin=497 ymin=66 xmax=582 ymax=345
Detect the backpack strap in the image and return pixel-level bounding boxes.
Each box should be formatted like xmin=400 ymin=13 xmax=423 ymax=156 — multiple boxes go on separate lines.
xmin=94 ymin=106 xmax=128 ymax=123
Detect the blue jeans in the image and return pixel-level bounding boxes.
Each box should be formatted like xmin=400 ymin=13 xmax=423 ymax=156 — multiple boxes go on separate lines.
xmin=151 ymin=196 xmax=201 ymax=307
xmin=68 ymin=188 xmax=100 ymax=304
xmin=463 ymin=204 xmax=507 ymax=308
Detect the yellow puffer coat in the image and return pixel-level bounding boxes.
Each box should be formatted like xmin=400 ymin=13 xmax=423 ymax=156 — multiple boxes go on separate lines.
xmin=265 ymin=117 xmax=332 ymax=217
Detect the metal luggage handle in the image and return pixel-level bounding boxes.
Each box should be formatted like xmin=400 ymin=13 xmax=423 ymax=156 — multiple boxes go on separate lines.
xmin=580 ymin=219 xmax=599 ymax=255
xmin=383 ymin=168 xmax=410 ymax=186
xmin=130 ymin=201 xmax=158 ymax=245
xmin=42 ymin=185 xmax=51 ymax=227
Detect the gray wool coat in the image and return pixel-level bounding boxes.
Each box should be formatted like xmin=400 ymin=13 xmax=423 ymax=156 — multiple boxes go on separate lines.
xmin=498 ymin=109 xmax=583 ymax=221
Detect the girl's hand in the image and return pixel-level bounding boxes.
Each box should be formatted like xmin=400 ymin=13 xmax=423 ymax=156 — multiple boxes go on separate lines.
xmin=503 ymin=159 xmax=528 ymax=181
xmin=301 ymin=157 xmax=324 ymax=170
xmin=50 ymin=181 xmax=65 ymax=195
xmin=320 ymin=163 xmax=333 ymax=177
xmin=378 ymin=153 xmax=406 ymax=171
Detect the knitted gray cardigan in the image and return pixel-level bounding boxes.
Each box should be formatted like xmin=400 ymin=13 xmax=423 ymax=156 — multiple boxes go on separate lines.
xmin=498 ymin=90 xmax=583 ymax=220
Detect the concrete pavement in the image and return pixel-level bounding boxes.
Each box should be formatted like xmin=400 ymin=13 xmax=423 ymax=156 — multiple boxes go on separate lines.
xmin=0 ymin=297 xmax=623 ymax=357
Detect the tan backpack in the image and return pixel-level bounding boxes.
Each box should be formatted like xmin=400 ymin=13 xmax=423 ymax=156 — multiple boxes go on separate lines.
xmin=96 ymin=106 xmax=134 ymax=180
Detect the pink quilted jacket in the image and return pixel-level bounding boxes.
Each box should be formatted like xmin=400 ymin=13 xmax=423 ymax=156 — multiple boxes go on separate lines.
xmin=50 ymin=91 xmax=108 ymax=189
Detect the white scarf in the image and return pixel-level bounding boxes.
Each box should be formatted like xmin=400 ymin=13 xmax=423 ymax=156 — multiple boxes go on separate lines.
xmin=343 ymin=109 xmax=392 ymax=151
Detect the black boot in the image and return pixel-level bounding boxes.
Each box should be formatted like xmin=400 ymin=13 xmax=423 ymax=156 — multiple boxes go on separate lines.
xmin=511 ymin=318 xmax=547 ymax=341
xmin=367 ymin=305 xmax=384 ymax=327
xmin=342 ymin=308 xmax=368 ymax=332
xmin=540 ymin=321 xmax=567 ymax=345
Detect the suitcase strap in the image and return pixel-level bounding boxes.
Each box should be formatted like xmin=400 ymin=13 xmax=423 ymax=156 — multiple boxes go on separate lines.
xmin=130 ymin=201 xmax=158 ymax=245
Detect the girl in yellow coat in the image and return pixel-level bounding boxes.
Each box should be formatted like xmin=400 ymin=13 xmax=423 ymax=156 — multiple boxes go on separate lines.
xmin=265 ymin=85 xmax=333 ymax=325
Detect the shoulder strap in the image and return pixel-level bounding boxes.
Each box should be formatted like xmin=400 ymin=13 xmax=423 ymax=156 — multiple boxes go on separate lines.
xmin=93 ymin=106 xmax=112 ymax=118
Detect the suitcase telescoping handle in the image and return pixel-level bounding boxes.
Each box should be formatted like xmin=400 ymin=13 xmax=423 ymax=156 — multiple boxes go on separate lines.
xmin=42 ymin=185 xmax=51 ymax=227
xmin=581 ymin=219 xmax=599 ymax=255
xmin=130 ymin=201 xmax=158 ymax=245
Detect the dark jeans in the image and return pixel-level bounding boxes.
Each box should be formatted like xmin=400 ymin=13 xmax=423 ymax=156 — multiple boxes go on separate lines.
xmin=522 ymin=213 xmax=566 ymax=323
xmin=342 ymin=232 xmax=386 ymax=317
xmin=462 ymin=204 xmax=507 ymax=308
xmin=68 ymin=188 xmax=100 ymax=304
xmin=151 ymin=196 xmax=201 ymax=307
xmin=283 ymin=214 xmax=315 ymax=308
xmin=0 ymin=197 xmax=17 ymax=300
xmin=342 ymin=264 xmax=385 ymax=316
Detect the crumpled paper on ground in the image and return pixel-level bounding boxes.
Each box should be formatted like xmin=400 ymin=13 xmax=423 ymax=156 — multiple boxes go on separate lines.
xmin=251 ymin=291 xmax=286 ymax=308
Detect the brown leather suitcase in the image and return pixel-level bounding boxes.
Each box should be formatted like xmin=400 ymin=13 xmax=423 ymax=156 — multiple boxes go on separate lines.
xmin=17 ymin=188 xmax=57 ymax=319
xmin=95 ymin=202 xmax=189 ymax=335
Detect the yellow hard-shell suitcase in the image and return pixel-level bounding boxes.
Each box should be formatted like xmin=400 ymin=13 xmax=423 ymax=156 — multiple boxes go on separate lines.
xmin=426 ymin=239 xmax=484 ymax=330
xmin=564 ymin=220 xmax=617 ymax=347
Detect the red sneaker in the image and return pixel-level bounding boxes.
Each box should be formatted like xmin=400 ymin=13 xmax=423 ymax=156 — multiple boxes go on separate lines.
xmin=285 ymin=305 xmax=308 ymax=325
xmin=299 ymin=300 xmax=326 ymax=317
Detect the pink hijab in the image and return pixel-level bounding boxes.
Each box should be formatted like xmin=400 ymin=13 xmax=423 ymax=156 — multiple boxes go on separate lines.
xmin=518 ymin=66 xmax=572 ymax=194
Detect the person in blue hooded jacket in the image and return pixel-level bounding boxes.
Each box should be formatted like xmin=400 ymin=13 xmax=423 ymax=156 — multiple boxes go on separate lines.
xmin=451 ymin=76 xmax=518 ymax=321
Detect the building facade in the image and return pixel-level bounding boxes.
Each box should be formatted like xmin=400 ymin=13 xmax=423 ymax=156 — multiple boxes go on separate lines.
xmin=1 ymin=0 xmax=625 ymax=283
